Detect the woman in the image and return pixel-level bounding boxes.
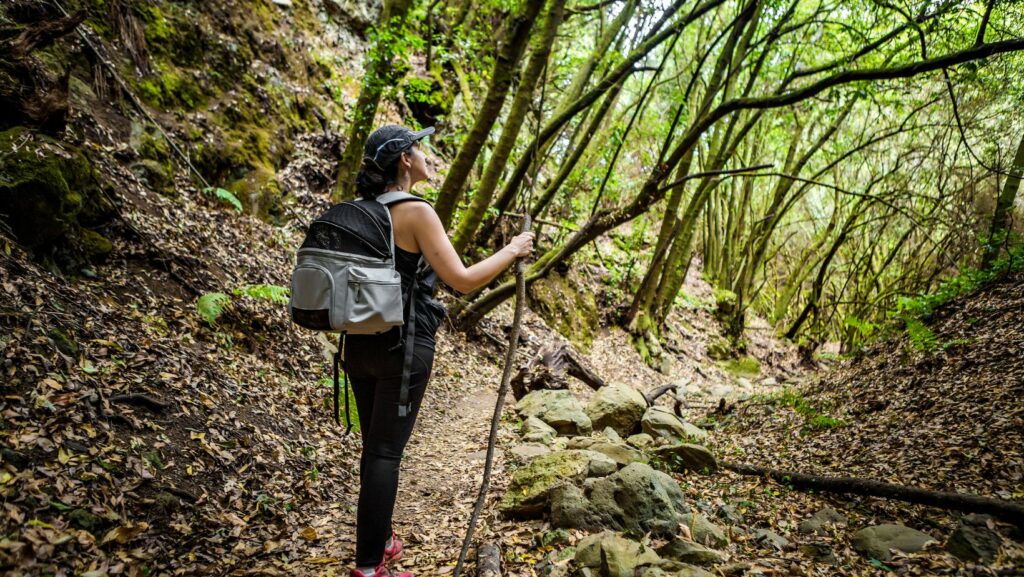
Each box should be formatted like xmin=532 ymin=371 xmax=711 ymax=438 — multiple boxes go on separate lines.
xmin=344 ymin=124 xmax=534 ymax=577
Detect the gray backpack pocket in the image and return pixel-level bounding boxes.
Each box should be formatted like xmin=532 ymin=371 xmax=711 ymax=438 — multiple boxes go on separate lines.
xmin=289 ymin=262 xmax=335 ymax=331
xmin=342 ymin=265 xmax=404 ymax=334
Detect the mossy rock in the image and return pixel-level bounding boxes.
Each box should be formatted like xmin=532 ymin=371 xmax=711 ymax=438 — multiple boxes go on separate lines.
xmin=528 ymin=268 xmax=600 ymax=351
xmin=228 ymin=165 xmax=284 ymax=222
xmin=136 ymin=63 xmax=206 ymax=110
xmin=130 ymin=159 xmax=174 ymax=195
xmin=705 ymin=336 xmax=733 ymax=361
xmin=0 ymin=126 xmax=113 ymax=268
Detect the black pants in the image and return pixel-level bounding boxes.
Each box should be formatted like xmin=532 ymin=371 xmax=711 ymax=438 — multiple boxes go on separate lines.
xmin=344 ymin=332 xmax=435 ymax=567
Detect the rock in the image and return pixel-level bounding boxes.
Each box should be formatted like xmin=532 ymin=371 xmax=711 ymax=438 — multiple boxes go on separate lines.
xmin=751 ymin=528 xmax=790 ymax=550
xmin=520 ymin=415 xmax=556 ymax=444
xmin=656 ymin=538 xmax=727 ymax=566
xmin=799 ymin=543 xmax=837 ymax=565
xmin=551 ymin=463 xmax=691 ymax=536
xmin=946 ymin=514 xmax=1000 ymax=564
xmin=535 ymin=528 xmax=572 ymax=548
xmin=509 ymin=443 xmax=551 ymax=462
xmin=586 ymin=384 xmax=648 ymax=436
xmin=715 ymin=504 xmax=743 ymax=525
xmin=651 ymin=443 xmax=717 ymax=473
xmin=68 ymin=508 xmax=107 ymax=535
xmin=517 ymin=390 xmax=593 ymax=436
xmin=574 ymin=531 xmax=660 ymax=577
xmin=602 ymin=427 xmax=622 ymax=443
xmin=851 ymin=524 xmax=936 ymax=562
xmin=586 ymin=451 xmax=619 ymax=477
xmin=498 ymin=450 xmax=595 ymax=517
xmin=626 ymin=433 xmax=655 ymax=449
xmin=679 ymin=513 xmax=728 ymax=548
xmin=130 ymin=159 xmax=173 ymax=195
xmin=636 ymin=560 xmax=716 ymax=577
xmin=797 ymin=507 xmax=848 ymax=535
xmin=641 ymin=408 xmax=709 ymax=443
xmin=566 ymin=437 xmax=642 ymax=467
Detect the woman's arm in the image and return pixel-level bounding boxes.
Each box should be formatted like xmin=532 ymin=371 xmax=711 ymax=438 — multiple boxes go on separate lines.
xmin=410 ymin=203 xmax=533 ymax=294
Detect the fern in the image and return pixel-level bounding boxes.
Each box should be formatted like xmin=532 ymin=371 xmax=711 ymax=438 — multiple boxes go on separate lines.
xmin=234 ymin=284 xmax=289 ymax=305
xmin=203 ymin=187 xmax=243 ymax=211
xmin=196 ymin=292 xmax=231 ymax=325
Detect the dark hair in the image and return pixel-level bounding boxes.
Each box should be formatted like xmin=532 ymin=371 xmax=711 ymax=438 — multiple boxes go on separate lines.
xmin=355 ymin=156 xmax=401 ymax=200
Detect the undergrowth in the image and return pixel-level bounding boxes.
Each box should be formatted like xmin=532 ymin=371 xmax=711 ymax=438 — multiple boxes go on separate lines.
xmin=758 ymin=388 xmax=845 ymax=432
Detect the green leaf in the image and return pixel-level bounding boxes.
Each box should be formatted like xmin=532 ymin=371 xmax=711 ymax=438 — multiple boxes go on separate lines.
xmin=203 ymin=187 xmax=243 ymax=211
xmin=196 ymin=292 xmax=231 ymax=326
xmin=233 ymin=284 xmax=290 ymax=305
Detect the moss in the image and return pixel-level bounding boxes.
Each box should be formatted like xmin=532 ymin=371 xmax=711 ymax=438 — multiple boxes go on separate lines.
xmin=68 ymin=508 xmax=107 ymax=535
xmin=130 ymin=159 xmax=174 ymax=195
xmin=528 ymin=268 xmax=600 ymax=351
xmin=48 ymin=327 xmax=79 ymax=356
xmin=0 ymin=127 xmax=114 ymax=270
xmin=228 ymin=165 xmax=283 ymax=221
xmin=719 ymin=356 xmax=760 ymax=378
xmin=136 ymin=64 xmax=206 ymax=110
xmin=706 ymin=336 xmax=733 ymax=360
xmin=79 ymin=228 xmax=113 ymax=261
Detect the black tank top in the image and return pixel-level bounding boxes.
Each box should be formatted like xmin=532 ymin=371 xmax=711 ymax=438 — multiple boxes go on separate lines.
xmin=394 ymin=245 xmax=446 ymax=347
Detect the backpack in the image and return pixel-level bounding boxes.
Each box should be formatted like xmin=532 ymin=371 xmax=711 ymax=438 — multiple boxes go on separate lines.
xmin=289 ymin=191 xmax=428 ymax=432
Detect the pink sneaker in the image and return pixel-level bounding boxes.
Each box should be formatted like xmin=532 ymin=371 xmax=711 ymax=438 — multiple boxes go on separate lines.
xmin=350 ymin=563 xmax=412 ymax=577
xmin=383 ymin=532 xmax=403 ymax=563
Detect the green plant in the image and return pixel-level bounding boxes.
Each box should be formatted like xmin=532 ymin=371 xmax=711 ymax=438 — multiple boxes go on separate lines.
xmin=196 ymin=284 xmax=289 ymax=326
xmin=233 ymin=284 xmax=289 ymax=305
xmin=203 ymin=187 xmax=243 ymax=211
xmin=758 ymin=388 xmax=845 ymax=432
xmin=196 ymin=292 xmax=231 ymax=325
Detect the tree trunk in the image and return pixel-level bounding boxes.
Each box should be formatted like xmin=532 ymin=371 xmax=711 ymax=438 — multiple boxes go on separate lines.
xmin=450 ymin=0 xmax=565 ymax=251
xmin=983 ymin=131 xmax=1024 ymax=266
xmin=332 ymin=0 xmax=415 ymax=202
xmin=432 ymin=1 xmax=545 ymax=227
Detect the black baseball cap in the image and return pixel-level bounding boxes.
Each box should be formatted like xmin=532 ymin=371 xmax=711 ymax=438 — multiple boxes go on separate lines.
xmin=363 ymin=124 xmax=435 ymax=168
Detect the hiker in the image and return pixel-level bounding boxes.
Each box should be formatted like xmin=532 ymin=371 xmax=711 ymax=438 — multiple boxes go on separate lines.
xmin=345 ymin=125 xmax=534 ymax=577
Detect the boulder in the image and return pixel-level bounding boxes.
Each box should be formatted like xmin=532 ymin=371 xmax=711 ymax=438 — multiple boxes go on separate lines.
xmin=651 ymin=444 xmax=717 ymax=473
xmin=499 ymin=450 xmax=609 ymax=517
xmin=574 ymin=531 xmax=660 ymax=577
xmin=626 ymin=433 xmax=655 ymax=449
xmin=851 ymin=524 xmax=936 ymax=562
xmin=641 ymin=408 xmax=709 ymax=443
xmin=550 ymin=463 xmax=690 ymax=536
xmin=946 ymin=514 xmax=1000 ymax=564
xmin=522 ymin=416 xmax=558 ymax=444
xmin=679 ymin=513 xmax=728 ymax=548
xmin=656 ymin=538 xmax=726 ymax=566
xmin=517 ymin=390 xmax=592 ymax=435
xmin=509 ymin=443 xmax=551 ymax=462
xmin=586 ymin=384 xmax=648 ymax=436
xmin=797 ymin=507 xmax=848 ymax=535
xmin=567 ymin=437 xmax=642 ymax=467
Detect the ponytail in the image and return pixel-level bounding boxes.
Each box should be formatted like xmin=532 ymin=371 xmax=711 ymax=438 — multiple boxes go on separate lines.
xmin=354 ymin=156 xmax=399 ymax=200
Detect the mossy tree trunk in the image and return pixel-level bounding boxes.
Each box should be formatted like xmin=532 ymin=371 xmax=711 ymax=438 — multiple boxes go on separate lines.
xmin=983 ymin=131 xmax=1024 ymax=266
xmin=332 ymin=0 xmax=415 ymax=203
xmin=431 ymin=0 xmax=546 ymax=227
xmin=449 ymin=0 xmax=566 ymax=251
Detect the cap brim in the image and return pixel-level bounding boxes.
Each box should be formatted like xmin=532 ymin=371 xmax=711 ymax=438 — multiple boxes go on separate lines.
xmin=409 ymin=127 xmax=435 ymax=141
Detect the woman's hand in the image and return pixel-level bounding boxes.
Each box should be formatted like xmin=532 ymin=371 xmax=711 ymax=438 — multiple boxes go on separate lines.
xmin=507 ymin=231 xmax=535 ymax=258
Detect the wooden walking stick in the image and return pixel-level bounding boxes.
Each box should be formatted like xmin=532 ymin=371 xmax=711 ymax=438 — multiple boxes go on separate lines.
xmin=452 ymin=213 xmax=531 ymax=577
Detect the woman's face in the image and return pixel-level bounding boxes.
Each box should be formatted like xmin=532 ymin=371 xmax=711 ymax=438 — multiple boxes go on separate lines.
xmin=403 ymin=143 xmax=432 ymax=185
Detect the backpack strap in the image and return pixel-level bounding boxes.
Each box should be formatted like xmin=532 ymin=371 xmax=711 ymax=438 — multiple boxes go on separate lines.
xmin=333 ymin=332 xmax=353 ymax=434
xmin=375 ymin=192 xmax=431 ymax=419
